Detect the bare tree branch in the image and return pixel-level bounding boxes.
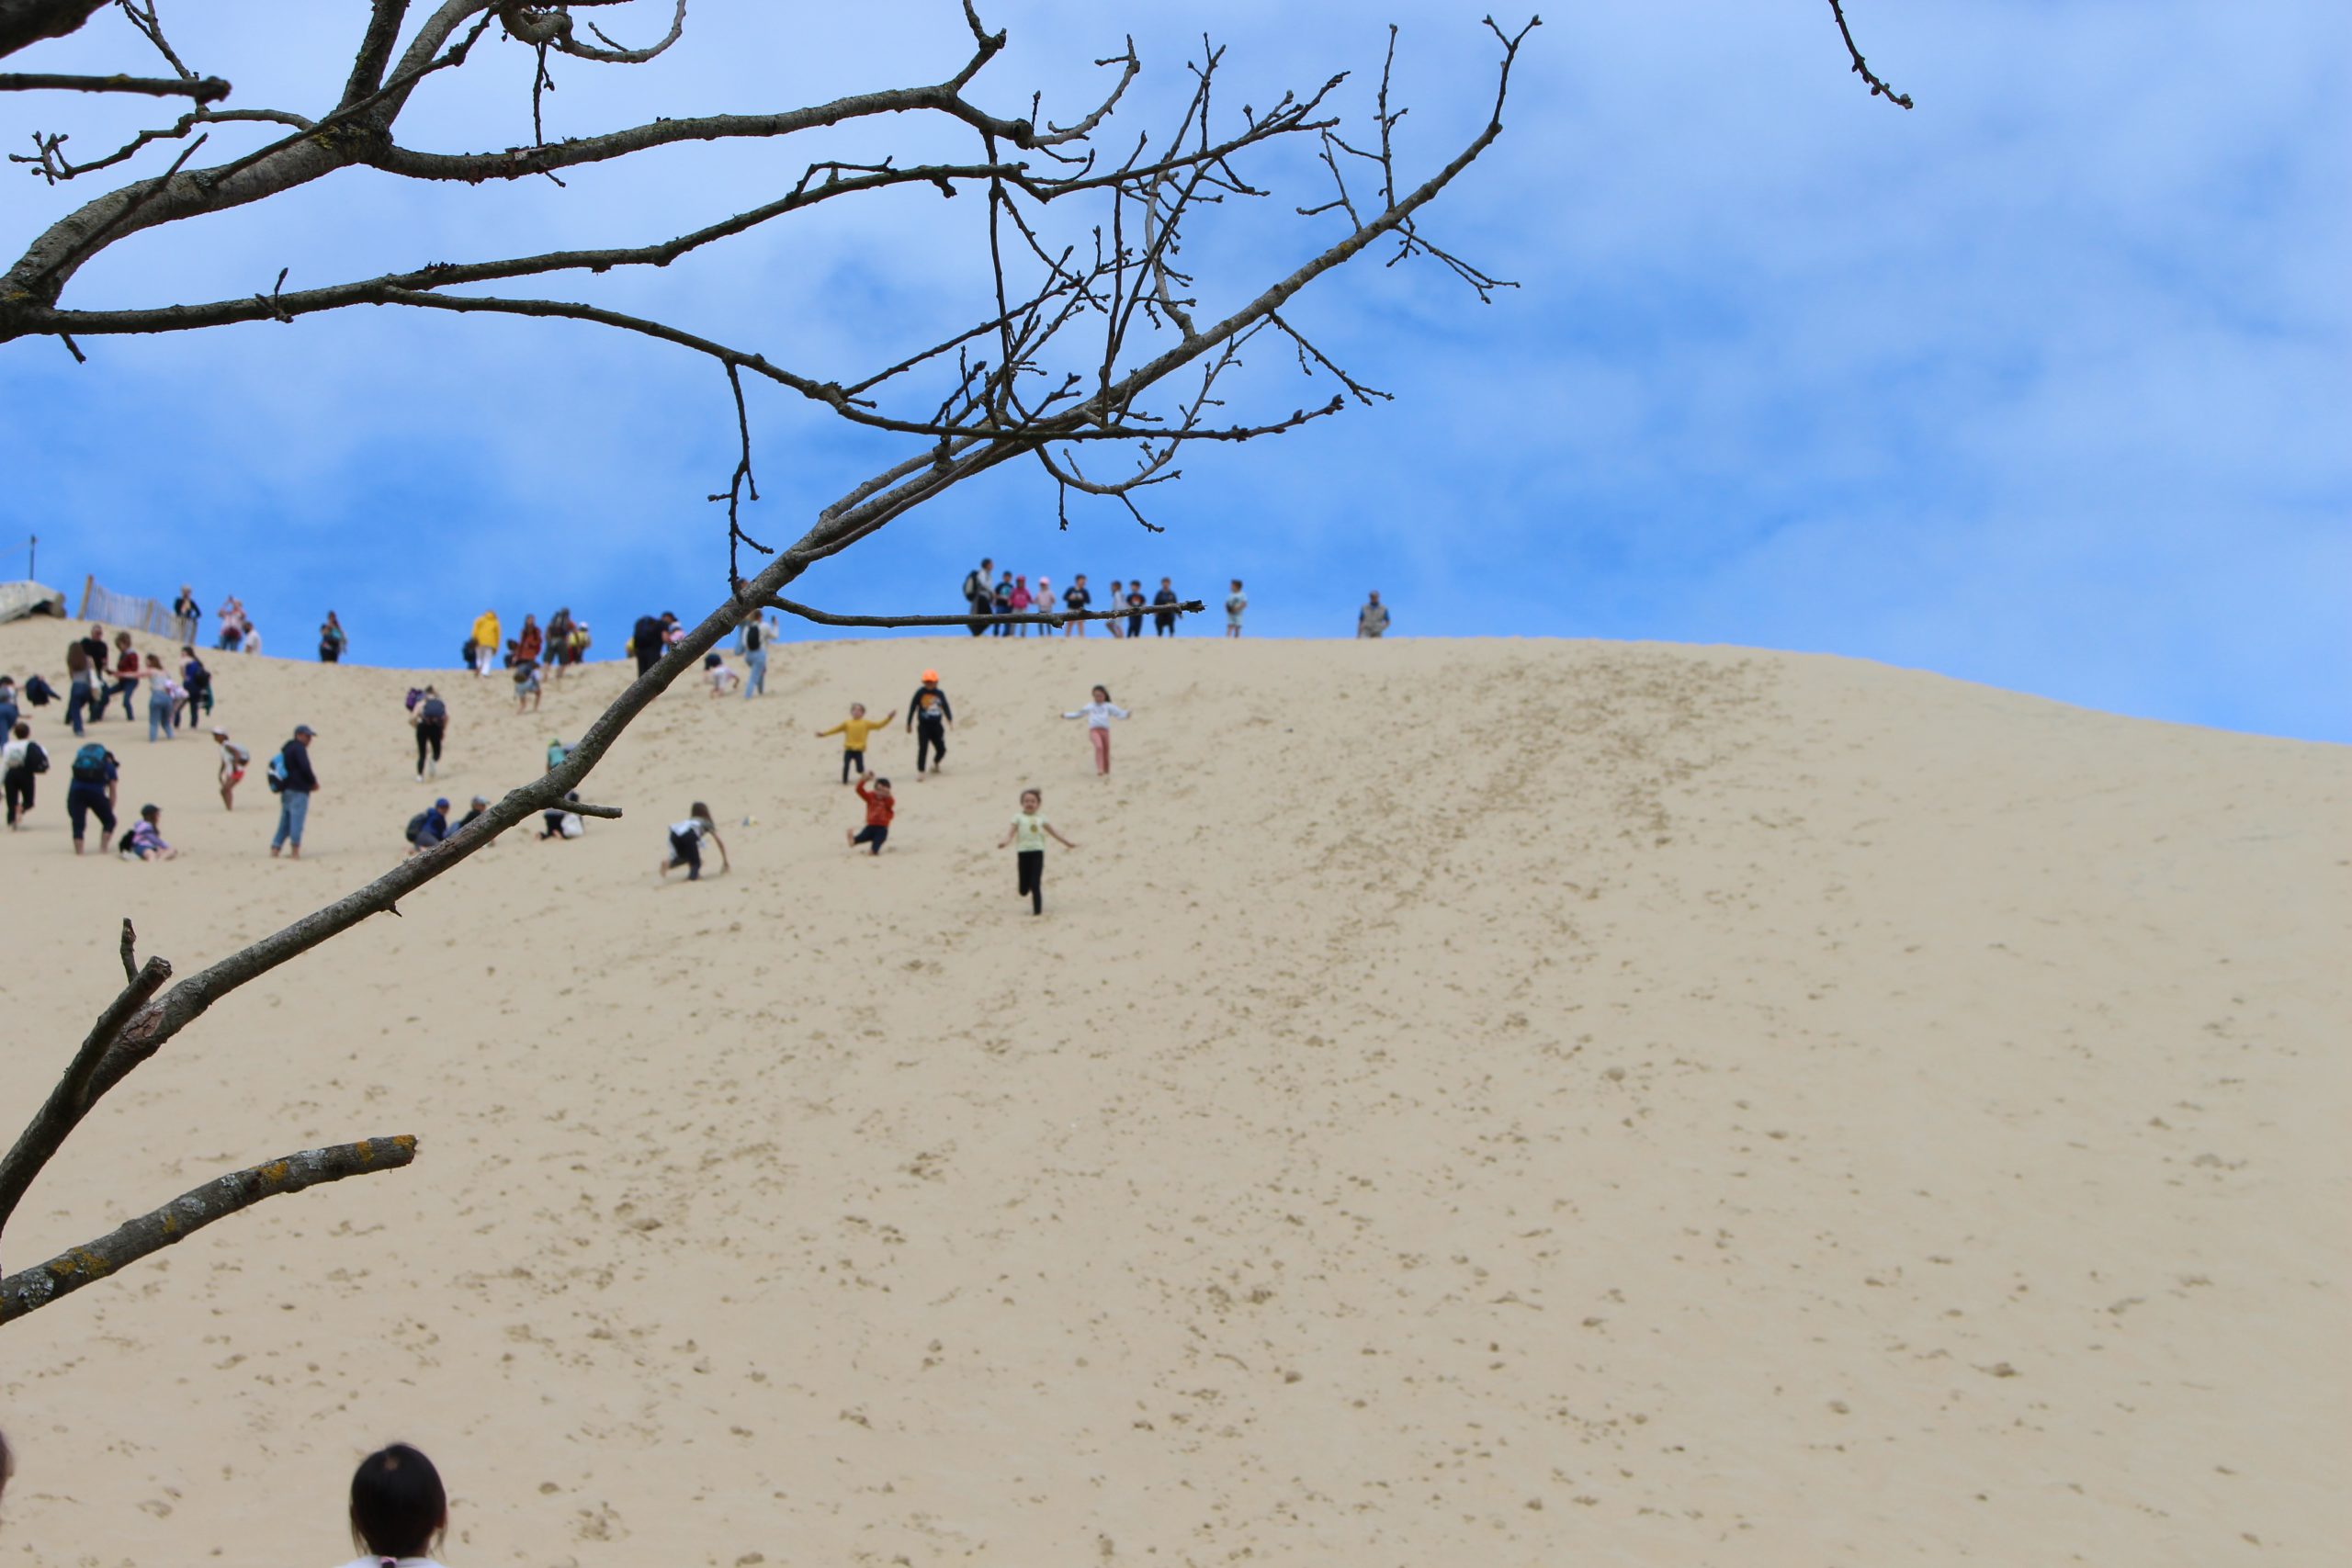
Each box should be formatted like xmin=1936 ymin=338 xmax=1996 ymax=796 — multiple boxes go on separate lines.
xmin=0 ymin=953 xmax=173 ymax=1236
xmin=0 ymin=0 xmax=107 ymax=62
xmin=0 ymin=1136 xmax=418 ymax=1324
xmin=769 ymin=596 xmax=1204 ymax=631
xmin=1826 ymin=0 xmax=1914 ymax=109
xmin=0 ymin=70 xmax=226 ymax=99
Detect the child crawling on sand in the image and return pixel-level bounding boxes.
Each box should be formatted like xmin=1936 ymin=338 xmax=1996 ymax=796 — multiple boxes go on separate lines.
xmin=997 ymin=787 xmax=1077 ymax=914
xmin=661 ymin=802 xmax=729 ymax=881
xmin=847 ymin=774 xmax=894 ymax=855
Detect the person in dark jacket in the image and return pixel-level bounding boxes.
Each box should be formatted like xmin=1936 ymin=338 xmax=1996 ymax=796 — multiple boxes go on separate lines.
xmin=406 ymin=796 xmax=451 ymax=856
xmin=270 ymin=724 xmax=320 ymax=859
xmin=630 ymin=613 xmax=671 ymax=677
xmin=907 ymin=671 xmax=954 ymax=777
xmin=1152 ymin=577 xmax=1181 ymax=636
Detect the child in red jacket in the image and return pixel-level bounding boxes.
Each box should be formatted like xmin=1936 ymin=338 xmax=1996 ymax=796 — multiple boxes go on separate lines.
xmin=847 ymin=775 xmax=894 ymax=855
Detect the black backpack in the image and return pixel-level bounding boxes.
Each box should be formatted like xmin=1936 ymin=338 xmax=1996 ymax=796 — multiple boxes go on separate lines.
xmin=23 ymin=674 xmax=53 ymax=705
xmin=403 ymin=810 xmax=429 ymax=846
xmin=24 ymin=741 xmax=48 ymax=775
xmin=745 ymin=622 xmax=763 ymax=652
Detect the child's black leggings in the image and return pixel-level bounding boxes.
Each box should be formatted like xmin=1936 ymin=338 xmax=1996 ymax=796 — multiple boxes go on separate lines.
xmin=916 ymin=720 xmax=946 ymax=773
xmin=854 ymin=824 xmax=888 ymax=855
xmin=1017 ymin=849 xmax=1044 ymax=913
xmin=841 ymin=747 xmax=865 ymax=784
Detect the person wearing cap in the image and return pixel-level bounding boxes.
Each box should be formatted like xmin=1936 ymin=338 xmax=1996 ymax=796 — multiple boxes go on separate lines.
xmin=270 ymin=724 xmax=320 ymax=859
xmin=906 ymin=670 xmax=954 ymax=778
xmin=406 ymin=795 xmax=452 ymax=856
xmin=212 ymin=727 xmax=250 ymax=810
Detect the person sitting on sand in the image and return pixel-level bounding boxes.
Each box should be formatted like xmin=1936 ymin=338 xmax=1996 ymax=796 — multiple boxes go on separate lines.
xmin=539 ymin=792 xmax=585 ymax=840
xmin=337 ymin=1442 xmax=449 ymax=1568
xmin=457 ymin=794 xmax=492 ymax=835
xmin=998 ymin=787 xmax=1079 ymax=915
xmin=405 ymin=796 xmax=452 ymax=856
xmin=121 ymin=803 xmax=176 ymax=861
xmin=703 ymin=651 xmax=740 ymax=697
xmin=661 ymin=803 xmax=729 ymax=881
xmin=1061 ymin=684 xmax=1130 ymax=776
xmin=847 ymin=774 xmax=895 ymax=855
xmin=816 ymin=702 xmax=895 ymax=784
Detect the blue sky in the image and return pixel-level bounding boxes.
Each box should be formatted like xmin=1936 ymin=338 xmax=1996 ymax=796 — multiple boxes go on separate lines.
xmin=4 ymin=1 xmax=2346 ymax=740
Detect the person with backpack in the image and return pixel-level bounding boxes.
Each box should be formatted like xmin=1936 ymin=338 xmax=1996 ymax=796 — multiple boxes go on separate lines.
xmin=411 ymin=686 xmax=448 ymax=780
xmin=962 ymin=558 xmax=995 ymax=636
xmin=741 ymin=613 xmax=770 ymax=697
xmin=211 ymin=726 xmax=249 ymax=809
xmin=121 ymin=803 xmax=176 ymax=861
xmin=1153 ymin=577 xmax=1181 ymax=637
xmin=906 ymin=670 xmax=954 ymax=777
xmin=318 ymin=611 xmax=348 ymax=663
xmin=178 ymin=647 xmax=212 ymax=724
xmin=4 ymin=720 xmax=47 ymax=829
xmin=544 ymin=606 xmax=575 ymax=677
xmin=404 ymin=797 xmax=452 ymax=856
xmin=631 ymin=612 xmax=668 ymax=676
xmin=64 ymin=739 xmax=118 ymax=855
xmin=268 ymin=724 xmax=320 ymax=859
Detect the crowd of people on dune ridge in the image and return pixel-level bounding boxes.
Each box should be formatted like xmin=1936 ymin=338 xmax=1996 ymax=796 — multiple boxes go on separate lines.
xmin=2 ymin=568 xmax=1393 ymax=894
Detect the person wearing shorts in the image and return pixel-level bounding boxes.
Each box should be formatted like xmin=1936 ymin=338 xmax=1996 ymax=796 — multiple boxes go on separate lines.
xmin=212 ymin=727 xmax=249 ymax=809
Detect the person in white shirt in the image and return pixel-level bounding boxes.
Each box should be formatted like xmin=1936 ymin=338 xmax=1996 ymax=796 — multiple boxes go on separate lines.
xmin=660 ymin=803 xmax=730 ymax=881
xmin=4 ymin=721 xmax=44 ymax=828
xmin=334 ymin=1442 xmax=449 ymax=1568
xmin=1060 ymin=685 xmax=1132 ymax=776
xmin=211 ymin=727 xmax=250 ymax=810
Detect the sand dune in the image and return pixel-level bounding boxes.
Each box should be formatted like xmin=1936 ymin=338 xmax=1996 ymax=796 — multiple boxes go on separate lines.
xmin=0 ymin=617 xmax=2345 ymax=1566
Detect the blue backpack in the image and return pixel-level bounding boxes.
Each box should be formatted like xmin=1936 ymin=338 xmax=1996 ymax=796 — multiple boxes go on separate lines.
xmin=70 ymin=743 xmax=108 ymax=783
xmin=266 ymin=750 xmax=288 ymax=794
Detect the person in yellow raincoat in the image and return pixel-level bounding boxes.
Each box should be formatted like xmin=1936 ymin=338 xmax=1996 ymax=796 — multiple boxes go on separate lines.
xmin=469 ymin=609 xmax=501 ymax=676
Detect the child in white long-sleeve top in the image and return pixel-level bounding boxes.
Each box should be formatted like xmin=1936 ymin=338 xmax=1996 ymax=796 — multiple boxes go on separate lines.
xmin=1061 ymin=684 xmax=1130 ymax=776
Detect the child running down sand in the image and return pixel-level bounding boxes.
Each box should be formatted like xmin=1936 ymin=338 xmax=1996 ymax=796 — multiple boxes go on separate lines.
xmin=661 ymin=803 xmax=729 ymax=881
xmin=1061 ymin=685 xmax=1131 ymax=776
xmin=816 ymin=702 xmax=895 ymax=784
xmin=847 ymin=775 xmax=894 ymax=855
xmin=998 ymin=788 xmax=1078 ymax=914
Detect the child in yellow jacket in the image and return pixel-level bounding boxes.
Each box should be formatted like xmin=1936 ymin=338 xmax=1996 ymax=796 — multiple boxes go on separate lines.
xmin=815 ymin=703 xmax=896 ymax=784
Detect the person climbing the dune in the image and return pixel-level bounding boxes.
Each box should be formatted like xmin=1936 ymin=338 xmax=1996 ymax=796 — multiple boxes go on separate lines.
xmin=660 ymin=802 xmax=729 ymax=882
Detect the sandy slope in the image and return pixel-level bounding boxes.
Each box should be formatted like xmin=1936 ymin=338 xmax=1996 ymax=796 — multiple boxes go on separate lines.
xmin=0 ymin=616 xmax=2345 ymax=1567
